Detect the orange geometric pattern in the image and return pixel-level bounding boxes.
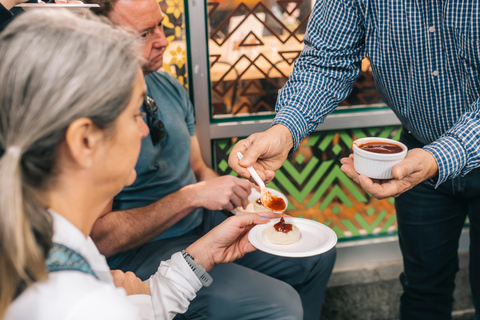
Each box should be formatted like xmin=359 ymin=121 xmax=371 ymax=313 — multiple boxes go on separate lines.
xmin=207 ymin=0 xmax=383 ymax=117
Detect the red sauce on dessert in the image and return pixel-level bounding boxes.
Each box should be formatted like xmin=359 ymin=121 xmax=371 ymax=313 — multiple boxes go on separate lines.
xmin=262 ymin=193 xmax=286 ymax=211
xmin=359 ymin=142 xmax=403 ymax=154
xmin=274 ymin=217 xmax=292 ymax=233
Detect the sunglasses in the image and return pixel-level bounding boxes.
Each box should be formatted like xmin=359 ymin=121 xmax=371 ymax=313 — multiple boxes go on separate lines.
xmin=143 ymin=96 xmax=165 ymax=145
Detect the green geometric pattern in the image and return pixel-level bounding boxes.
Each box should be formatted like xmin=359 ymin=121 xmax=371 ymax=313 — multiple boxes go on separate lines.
xmin=213 ymin=126 xmax=402 ymax=241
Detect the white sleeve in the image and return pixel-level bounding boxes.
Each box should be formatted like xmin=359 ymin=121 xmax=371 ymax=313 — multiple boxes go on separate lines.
xmin=66 ymin=285 xmax=142 ymax=320
xmin=125 ymin=294 xmax=156 ymax=319
xmin=145 ymin=252 xmax=203 ymax=320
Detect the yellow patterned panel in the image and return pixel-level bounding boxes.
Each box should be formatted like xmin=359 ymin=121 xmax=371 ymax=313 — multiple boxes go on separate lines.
xmin=158 ymin=0 xmax=188 ymax=88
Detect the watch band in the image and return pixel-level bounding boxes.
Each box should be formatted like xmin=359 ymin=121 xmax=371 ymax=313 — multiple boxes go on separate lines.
xmin=181 ymin=250 xmax=213 ymax=287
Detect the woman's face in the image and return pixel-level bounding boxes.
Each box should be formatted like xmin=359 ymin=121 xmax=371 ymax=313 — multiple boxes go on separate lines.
xmin=99 ymin=72 xmax=149 ymax=192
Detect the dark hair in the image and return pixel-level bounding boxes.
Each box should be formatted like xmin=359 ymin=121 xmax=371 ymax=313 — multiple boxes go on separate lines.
xmin=84 ymin=0 xmax=119 ymax=17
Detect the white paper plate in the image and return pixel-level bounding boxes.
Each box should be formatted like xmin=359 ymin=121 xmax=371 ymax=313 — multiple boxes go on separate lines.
xmin=231 ymin=187 xmax=288 ymax=214
xmin=16 ymin=3 xmax=99 ymax=14
xmin=248 ymin=217 xmax=337 ymax=257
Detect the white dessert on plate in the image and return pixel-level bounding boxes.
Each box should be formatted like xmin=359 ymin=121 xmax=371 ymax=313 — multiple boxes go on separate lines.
xmin=265 ymin=218 xmax=301 ymax=245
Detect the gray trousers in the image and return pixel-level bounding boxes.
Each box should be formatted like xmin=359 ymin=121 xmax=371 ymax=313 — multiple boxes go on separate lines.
xmin=113 ymin=211 xmax=336 ymax=320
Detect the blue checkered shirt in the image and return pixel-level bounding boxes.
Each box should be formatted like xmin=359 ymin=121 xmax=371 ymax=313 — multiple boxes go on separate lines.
xmin=272 ymin=0 xmax=480 ymax=186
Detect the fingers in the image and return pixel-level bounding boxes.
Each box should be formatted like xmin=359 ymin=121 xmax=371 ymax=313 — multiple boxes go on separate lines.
xmin=234 ymin=176 xmax=254 ymax=193
xmin=241 ymin=242 xmax=258 ymax=254
xmin=254 ymin=211 xmax=283 ymax=219
xmin=340 ymin=162 xmax=360 ymax=183
xmin=232 ymin=212 xmax=271 ymax=226
xmin=110 ymin=270 xmax=125 ymax=288
xmin=233 ymin=178 xmax=253 ymax=208
xmin=340 ymin=155 xmax=358 ymax=182
xmin=220 ymin=176 xmax=252 ymax=209
xmin=229 ymin=140 xmax=253 ymax=179
xmin=116 ymin=271 xmax=150 ymax=296
xmin=356 ymin=175 xmax=409 ymax=199
xmin=264 ymin=170 xmax=276 ymax=184
xmin=228 ymin=133 xmax=275 ymax=182
xmin=340 ymin=151 xmax=428 ymax=198
xmin=251 ymin=182 xmax=261 ymax=192
xmin=123 ymin=271 xmax=138 ymax=283
xmin=391 ymin=157 xmax=417 ymax=180
xmin=249 ymin=162 xmax=270 ymax=182
xmin=340 ymin=154 xmax=354 ymax=165
xmin=223 ymin=201 xmax=235 ymax=212
xmin=238 ymin=134 xmax=265 ymax=169
xmin=341 ymin=161 xmax=406 ymax=199
xmin=142 ymin=281 xmax=150 ymax=295
xmin=391 ymin=149 xmax=438 ymax=180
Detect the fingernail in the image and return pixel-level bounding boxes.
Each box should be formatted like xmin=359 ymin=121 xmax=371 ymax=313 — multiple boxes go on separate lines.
xmin=261 ymin=216 xmax=270 ymax=219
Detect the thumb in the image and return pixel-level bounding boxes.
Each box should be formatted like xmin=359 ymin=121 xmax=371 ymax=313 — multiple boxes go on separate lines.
xmin=392 ymin=161 xmax=413 ymax=180
xmin=241 ymin=212 xmax=271 ymax=226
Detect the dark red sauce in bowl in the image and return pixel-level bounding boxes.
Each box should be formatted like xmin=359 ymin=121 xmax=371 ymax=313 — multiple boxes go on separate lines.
xmin=359 ymin=142 xmax=403 ymax=154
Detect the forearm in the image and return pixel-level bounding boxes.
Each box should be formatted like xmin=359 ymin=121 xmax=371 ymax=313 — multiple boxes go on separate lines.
xmin=423 ymin=99 xmax=480 ymax=186
xmin=185 ymin=241 xmax=215 ymax=272
xmin=273 ymin=0 xmax=365 ymax=152
xmin=91 ymin=184 xmax=199 ymax=257
xmin=190 ymin=135 xmax=219 ymax=182
xmin=194 ymin=166 xmax=218 ymax=182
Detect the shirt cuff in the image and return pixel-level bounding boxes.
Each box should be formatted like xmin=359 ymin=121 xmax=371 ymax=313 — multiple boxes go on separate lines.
xmin=146 ymin=252 xmax=202 ymax=320
xmin=271 ymin=105 xmax=310 ymax=154
xmin=423 ymin=135 xmax=466 ymax=187
xmin=172 ymin=252 xmax=203 ymax=291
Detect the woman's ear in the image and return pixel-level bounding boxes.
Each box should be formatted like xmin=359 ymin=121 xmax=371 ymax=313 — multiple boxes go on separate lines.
xmin=64 ymin=118 xmax=105 ymax=168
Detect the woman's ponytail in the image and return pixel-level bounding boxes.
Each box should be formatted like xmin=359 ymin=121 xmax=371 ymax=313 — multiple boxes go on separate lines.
xmin=0 ymin=146 xmax=51 ymax=318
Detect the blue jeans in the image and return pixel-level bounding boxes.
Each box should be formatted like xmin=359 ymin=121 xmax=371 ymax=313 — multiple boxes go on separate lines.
xmin=112 ymin=210 xmax=336 ymax=320
xmin=396 ymin=130 xmax=480 ymax=320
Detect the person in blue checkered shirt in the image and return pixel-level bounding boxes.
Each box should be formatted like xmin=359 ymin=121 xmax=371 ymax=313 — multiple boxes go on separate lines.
xmin=229 ymin=1 xmax=480 ymax=319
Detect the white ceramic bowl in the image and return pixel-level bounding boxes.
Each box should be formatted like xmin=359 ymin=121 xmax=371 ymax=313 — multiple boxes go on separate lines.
xmin=352 ymin=137 xmax=407 ymax=179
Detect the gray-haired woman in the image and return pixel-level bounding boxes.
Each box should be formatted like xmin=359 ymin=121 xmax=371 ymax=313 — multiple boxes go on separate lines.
xmin=0 ymin=10 xmax=276 ymax=320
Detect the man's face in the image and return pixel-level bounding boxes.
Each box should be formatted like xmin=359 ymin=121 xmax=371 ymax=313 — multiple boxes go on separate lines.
xmin=109 ymin=0 xmax=168 ymax=74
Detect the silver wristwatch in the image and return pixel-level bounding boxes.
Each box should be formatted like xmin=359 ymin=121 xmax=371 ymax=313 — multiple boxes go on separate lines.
xmin=181 ymin=250 xmax=213 ymax=287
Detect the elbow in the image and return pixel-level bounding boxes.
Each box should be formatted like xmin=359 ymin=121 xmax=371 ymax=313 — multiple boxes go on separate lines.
xmin=90 ymin=223 xmax=116 ymax=258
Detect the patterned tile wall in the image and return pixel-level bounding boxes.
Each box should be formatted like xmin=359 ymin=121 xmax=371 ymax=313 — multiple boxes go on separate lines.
xmin=159 ymin=0 xmax=189 ymax=87
xmin=161 ymin=0 xmax=403 ymax=240
xmin=214 ymin=126 xmax=402 ymax=240
xmin=207 ymin=0 xmax=383 ymax=117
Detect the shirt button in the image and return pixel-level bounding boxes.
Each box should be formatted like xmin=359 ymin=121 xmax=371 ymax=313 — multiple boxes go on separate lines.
xmin=432 ymin=70 xmax=439 ymax=76
xmin=428 ymin=26 xmax=435 ymax=33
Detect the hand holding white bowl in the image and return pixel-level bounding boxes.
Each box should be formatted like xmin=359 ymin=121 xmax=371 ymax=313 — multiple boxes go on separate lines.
xmin=352 ymin=137 xmax=407 ymax=179
xmin=341 ymin=138 xmax=438 ymax=199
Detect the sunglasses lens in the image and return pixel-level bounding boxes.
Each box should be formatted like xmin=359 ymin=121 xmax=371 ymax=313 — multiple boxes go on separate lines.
xmin=143 ymin=96 xmax=165 ymax=145
xmin=149 ymin=119 xmax=165 ymax=145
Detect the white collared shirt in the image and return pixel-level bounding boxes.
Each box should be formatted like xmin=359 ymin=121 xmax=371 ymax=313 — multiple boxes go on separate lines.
xmin=5 ymin=211 xmax=202 ymax=320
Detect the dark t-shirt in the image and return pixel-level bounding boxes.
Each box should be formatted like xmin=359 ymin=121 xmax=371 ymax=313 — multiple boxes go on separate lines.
xmin=109 ymin=71 xmax=203 ymax=266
